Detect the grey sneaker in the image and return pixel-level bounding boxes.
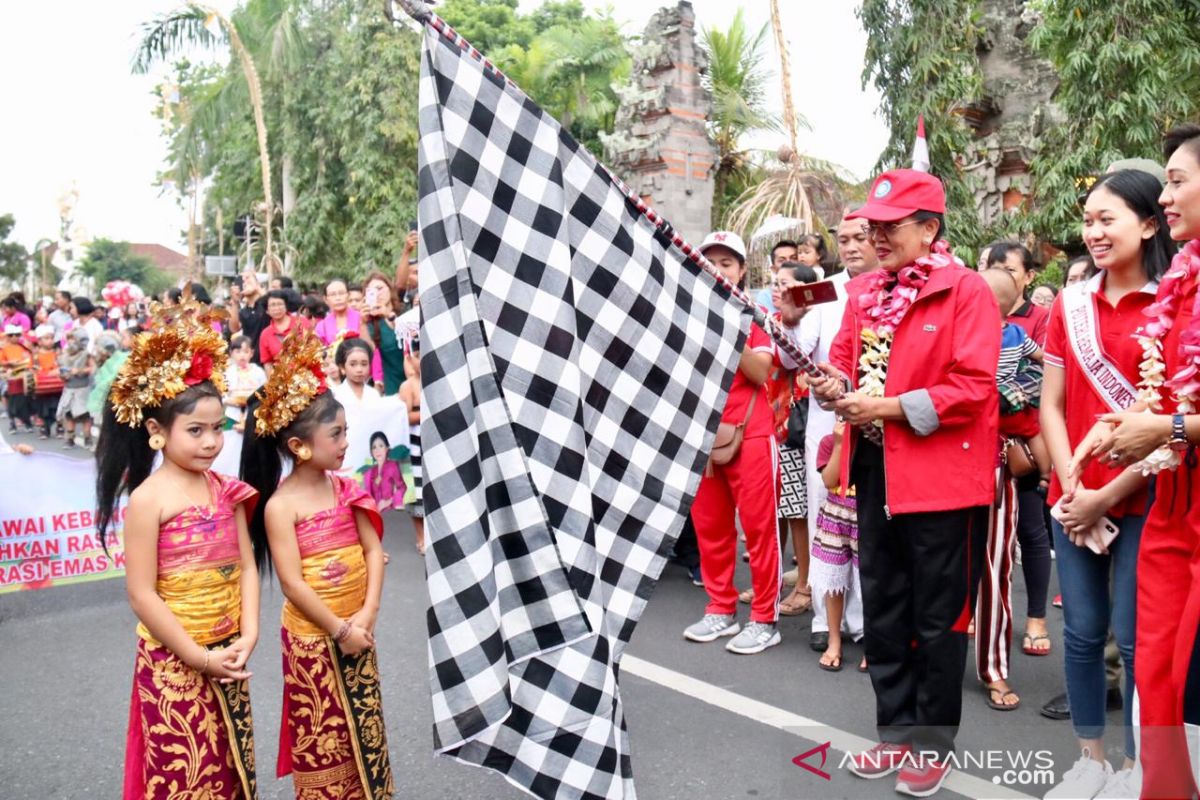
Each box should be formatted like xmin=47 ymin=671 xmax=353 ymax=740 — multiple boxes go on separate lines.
xmin=725 ymin=621 xmax=781 ymax=654
xmin=683 ymin=613 xmax=740 ymax=643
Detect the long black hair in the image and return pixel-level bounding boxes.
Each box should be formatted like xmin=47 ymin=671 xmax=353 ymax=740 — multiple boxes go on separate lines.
xmin=335 ymin=337 xmax=374 ymax=382
xmin=94 ymin=382 xmax=223 ymax=550
xmin=1087 ymin=169 xmax=1177 ymax=283
xmin=239 ymin=390 xmax=343 ymax=573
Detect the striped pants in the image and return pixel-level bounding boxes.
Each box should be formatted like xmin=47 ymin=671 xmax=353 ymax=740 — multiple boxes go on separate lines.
xmin=975 ymin=470 xmax=1017 ymax=684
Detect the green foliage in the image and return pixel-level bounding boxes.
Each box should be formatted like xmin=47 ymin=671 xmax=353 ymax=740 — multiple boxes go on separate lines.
xmin=1028 ymin=0 xmax=1200 ymax=245
xmin=858 ymin=0 xmax=991 ymax=252
xmin=78 ymin=239 xmax=172 ymax=294
xmin=436 ymin=0 xmax=535 ymax=53
xmin=702 ymin=9 xmax=782 ymax=219
xmin=0 ymin=215 xmax=28 ymax=285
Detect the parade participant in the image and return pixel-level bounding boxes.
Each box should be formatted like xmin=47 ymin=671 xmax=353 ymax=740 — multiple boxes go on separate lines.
xmin=315 ymin=279 xmax=363 ymax=347
xmin=69 ymin=297 xmax=104 ymax=355
xmin=239 ymin=329 xmax=394 ymax=799
xmin=1040 ymin=169 xmax=1173 ymax=799
xmin=58 ymin=328 xmax=94 ymax=448
xmin=1071 ymin=124 xmax=1200 ymax=799
xmin=683 ymin=231 xmax=782 ymax=655
xmin=398 ymin=334 xmax=425 ymax=555
xmin=223 ymin=336 xmax=266 ymax=430
xmin=754 ymin=239 xmax=799 ymax=313
xmin=770 ymin=262 xmax=818 ymax=616
xmin=31 ymin=324 xmax=63 ymax=439
xmin=974 ymin=268 xmax=1048 ymax=713
xmin=94 ymin=303 xmax=259 ymax=800
xmin=331 ymin=337 xmax=379 ymax=414
xmin=363 ymin=272 xmax=405 ymax=395
xmin=810 ymin=169 xmax=999 ymax=797
xmin=781 ymin=212 xmax=879 ymax=652
xmin=1 ymin=323 xmax=33 ymax=432
xmin=1 ymin=294 xmax=31 ymax=335
xmin=809 ymin=420 xmax=866 ymax=673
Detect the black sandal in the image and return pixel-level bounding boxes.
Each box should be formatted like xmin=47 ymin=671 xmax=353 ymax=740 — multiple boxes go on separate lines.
xmin=818 ymin=653 xmax=843 ymax=672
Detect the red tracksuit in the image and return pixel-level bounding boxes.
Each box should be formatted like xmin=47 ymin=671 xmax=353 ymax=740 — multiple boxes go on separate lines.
xmin=692 ymin=323 xmax=781 ymax=624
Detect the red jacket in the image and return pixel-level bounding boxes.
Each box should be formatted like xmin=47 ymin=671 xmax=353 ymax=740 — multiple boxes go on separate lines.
xmin=830 ymin=264 xmax=1000 ymax=515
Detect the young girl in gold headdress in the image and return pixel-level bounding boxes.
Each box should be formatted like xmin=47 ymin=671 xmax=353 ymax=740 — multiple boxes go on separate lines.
xmin=95 ymin=303 xmax=261 ymax=800
xmin=239 ymin=329 xmax=393 ymax=799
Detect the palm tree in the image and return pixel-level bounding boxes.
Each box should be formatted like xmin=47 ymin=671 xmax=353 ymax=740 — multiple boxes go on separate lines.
xmin=134 ymin=4 xmax=280 ymax=276
xmin=701 ymin=9 xmax=781 ymax=210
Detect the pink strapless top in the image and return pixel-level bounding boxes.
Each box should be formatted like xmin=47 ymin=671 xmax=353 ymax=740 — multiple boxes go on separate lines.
xmin=158 ymin=472 xmax=258 ymax=574
xmin=294 ymin=474 xmax=383 ymax=557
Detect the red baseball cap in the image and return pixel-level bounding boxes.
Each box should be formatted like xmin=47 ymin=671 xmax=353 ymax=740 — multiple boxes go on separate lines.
xmin=847 ymin=169 xmax=946 ymax=222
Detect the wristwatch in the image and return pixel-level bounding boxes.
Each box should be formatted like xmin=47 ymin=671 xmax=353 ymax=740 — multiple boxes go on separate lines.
xmin=1169 ymin=414 xmax=1190 ymax=452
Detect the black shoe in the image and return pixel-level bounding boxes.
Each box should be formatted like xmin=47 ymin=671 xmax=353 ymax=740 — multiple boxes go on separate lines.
xmin=1040 ymin=692 xmax=1070 ymax=720
xmin=810 ymin=631 xmax=829 ymax=652
xmin=1107 ymin=686 xmax=1123 ymax=712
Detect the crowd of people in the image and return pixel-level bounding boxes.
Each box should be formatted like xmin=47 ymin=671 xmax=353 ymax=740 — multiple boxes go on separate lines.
xmin=676 ymin=123 xmax=1200 ymax=798
xmin=5 ymin=115 xmax=1200 ymax=799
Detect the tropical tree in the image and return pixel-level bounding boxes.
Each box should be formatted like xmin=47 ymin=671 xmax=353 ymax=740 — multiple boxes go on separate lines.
xmin=0 ymin=215 xmax=28 ymax=286
xmin=134 ymin=3 xmax=280 ymax=274
xmin=77 ymin=239 xmax=173 ymax=295
xmin=701 ymin=9 xmax=783 ymax=214
xmin=1028 ymin=0 xmax=1200 ymax=245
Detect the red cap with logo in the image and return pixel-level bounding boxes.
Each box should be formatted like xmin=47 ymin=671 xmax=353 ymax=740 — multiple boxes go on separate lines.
xmin=847 ymin=169 xmax=946 ymax=222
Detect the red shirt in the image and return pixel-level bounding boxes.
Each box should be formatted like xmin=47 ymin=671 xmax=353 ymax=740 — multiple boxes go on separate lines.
xmin=722 ymin=323 xmax=776 ymax=439
xmin=1155 ymin=276 xmax=1198 ymax=415
xmin=1043 ymin=278 xmax=1155 ymax=516
xmin=258 ymin=315 xmax=302 ymax=366
xmin=1008 ymin=300 xmax=1050 ymax=347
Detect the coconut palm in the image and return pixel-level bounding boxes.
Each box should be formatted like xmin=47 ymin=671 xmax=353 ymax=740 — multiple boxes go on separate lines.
xmin=134 ymin=4 xmax=282 ymax=276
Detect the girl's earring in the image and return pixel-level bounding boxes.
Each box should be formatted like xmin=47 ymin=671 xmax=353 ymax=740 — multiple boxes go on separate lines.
xmin=148 ymin=433 xmax=166 ymax=451
xmin=296 ymin=445 xmax=312 ymax=462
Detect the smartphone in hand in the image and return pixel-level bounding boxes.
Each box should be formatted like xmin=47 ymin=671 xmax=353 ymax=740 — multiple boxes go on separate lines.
xmin=788 ymin=279 xmax=839 ymax=308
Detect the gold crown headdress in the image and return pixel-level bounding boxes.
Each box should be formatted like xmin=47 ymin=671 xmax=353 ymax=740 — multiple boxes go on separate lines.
xmin=252 ymin=328 xmax=329 ymax=437
xmin=109 ymin=301 xmax=229 ymax=428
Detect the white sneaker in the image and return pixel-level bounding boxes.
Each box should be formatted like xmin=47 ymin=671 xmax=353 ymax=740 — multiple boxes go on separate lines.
xmin=1093 ymin=765 xmax=1141 ymax=799
xmin=1044 ymin=749 xmax=1113 ymax=799
xmin=683 ymin=613 xmax=739 ymax=643
xmin=725 ymin=621 xmax=781 ymax=654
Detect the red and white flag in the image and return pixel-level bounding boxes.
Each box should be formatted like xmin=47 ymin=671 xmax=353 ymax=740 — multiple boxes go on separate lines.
xmin=911 ymin=114 xmax=931 ymax=172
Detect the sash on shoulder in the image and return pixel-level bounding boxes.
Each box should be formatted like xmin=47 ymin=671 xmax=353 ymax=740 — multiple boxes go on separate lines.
xmin=1061 ymin=276 xmax=1140 ymax=413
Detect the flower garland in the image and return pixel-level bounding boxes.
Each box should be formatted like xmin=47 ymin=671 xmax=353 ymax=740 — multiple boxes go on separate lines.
xmin=854 ymin=241 xmax=960 ymax=426
xmin=1134 ymin=239 xmax=1200 ymax=474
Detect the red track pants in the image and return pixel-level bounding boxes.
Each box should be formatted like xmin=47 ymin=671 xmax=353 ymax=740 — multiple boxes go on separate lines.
xmin=692 ymin=435 xmax=781 ymax=624
xmin=1138 ymin=463 xmax=1200 ymax=799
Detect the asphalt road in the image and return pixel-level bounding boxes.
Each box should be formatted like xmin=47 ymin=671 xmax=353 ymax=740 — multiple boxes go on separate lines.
xmin=0 ymin=425 xmax=1123 ymax=800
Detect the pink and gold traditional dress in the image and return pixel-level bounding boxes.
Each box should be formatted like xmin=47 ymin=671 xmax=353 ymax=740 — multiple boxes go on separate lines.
xmin=277 ymin=474 xmax=393 ymax=799
xmin=124 ymin=471 xmax=259 ymax=800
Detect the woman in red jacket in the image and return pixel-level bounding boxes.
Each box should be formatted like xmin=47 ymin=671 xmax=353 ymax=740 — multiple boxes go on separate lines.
xmin=811 ymin=169 xmax=999 ymax=798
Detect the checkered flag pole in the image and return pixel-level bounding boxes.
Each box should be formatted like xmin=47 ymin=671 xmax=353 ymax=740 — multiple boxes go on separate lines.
xmin=399 ymin=0 xmax=758 ymax=797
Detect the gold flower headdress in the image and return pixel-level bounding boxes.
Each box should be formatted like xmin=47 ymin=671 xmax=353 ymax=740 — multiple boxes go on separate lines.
xmin=252 ymin=328 xmax=329 ymax=437
xmin=109 ymin=301 xmax=229 ymax=428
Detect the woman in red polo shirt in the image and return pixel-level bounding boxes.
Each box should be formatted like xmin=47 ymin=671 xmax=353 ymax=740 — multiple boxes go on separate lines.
xmin=258 ymin=289 xmax=300 ymax=376
xmin=810 ymin=169 xmax=999 ymax=797
xmin=1073 ymin=124 xmax=1200 ymax=798
xmin=1039 ymin=169 xmax=1175 ymax=799
xmin=682 ymin=231 xmax=783 ymax=656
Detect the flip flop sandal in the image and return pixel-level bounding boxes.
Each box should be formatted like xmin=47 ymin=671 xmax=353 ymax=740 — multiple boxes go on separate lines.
xmin=738 ymin=588 xmax=754 ymax=604
xmin=985 ymin=686 xmax=1021 ymax=711
xmin=858 ymin=658 xmax=869 ymax=673
xmin=819 ymin=654 xmax=843 ymax=672
xmin=779 ymin=590 xmax=812 ymax=616
xmin=1022 ymin=633 xmax=1051 ymax=656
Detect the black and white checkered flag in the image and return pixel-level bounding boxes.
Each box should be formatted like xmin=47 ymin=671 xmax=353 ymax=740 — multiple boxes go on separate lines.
xmin=411 ymin=6 xmax=749 ymax=798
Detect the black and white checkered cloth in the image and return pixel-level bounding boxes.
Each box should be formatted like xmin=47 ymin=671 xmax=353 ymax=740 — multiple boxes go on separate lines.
xmin=414 ymin=13 xmax=749 ymax=799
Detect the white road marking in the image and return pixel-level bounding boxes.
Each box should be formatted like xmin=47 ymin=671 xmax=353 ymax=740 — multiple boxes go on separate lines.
xmin=621 ymin=654 xmax=1037 ymax=800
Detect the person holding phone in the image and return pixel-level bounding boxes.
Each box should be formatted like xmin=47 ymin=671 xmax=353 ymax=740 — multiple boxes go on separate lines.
xmin=393 ymin=225 xmax=420 ymax=310
xmin=1037 ymin=170 xmax=1174 ymax=799
xmin=363 ymin=272 xmax=405 ymax=395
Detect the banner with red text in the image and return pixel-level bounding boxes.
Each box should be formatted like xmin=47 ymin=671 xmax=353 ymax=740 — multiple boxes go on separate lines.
xmin=0 ymin=453 xmax=125 ymax=593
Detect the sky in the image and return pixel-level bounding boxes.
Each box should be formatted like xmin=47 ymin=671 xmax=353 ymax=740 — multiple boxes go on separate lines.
xmin=0 ymin=1 xmax=889 ymax=253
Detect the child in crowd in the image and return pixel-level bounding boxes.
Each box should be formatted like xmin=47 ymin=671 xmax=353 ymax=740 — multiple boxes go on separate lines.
xmin=58 ymin=328 xmax=94 ymax=448
xmin=239 ymin=330 xmax=394 ymax=799
xmin=810 ymin=421 xmax=866 ymax=673
xmin=94 ymin=302 xmax=259 ymax=800
xmin=331 ymin=337 xmax=379 ymax=414
xmin=974 ymin=268 xmax=1051 ymax=712
xmin=31 ymin=324 xmax=63 ymax=439
xmin=795 ymin=233 xmax=832 ymax=279
xmin=223 ymin=336 xmax=267 ymax=432
xmin=398 ymin=334 xmax=424 ymax=555
xmin=1 ymin=323 xmax=33 ymax=433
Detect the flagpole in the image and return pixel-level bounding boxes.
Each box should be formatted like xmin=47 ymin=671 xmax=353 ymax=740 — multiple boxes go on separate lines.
xmin=386 ymin=0 xmax=880 ymax=444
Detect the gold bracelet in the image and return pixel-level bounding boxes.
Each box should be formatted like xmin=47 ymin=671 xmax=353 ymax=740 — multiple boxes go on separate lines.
xmin=200 ymin=649 xmax=210 ymax=675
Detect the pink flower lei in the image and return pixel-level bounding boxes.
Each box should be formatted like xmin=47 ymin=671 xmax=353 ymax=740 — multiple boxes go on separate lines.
xmin=857 ymin=240 xmax=959 ymax=335
xmin=1138 ymin=240 xmax=1200 ymax=410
